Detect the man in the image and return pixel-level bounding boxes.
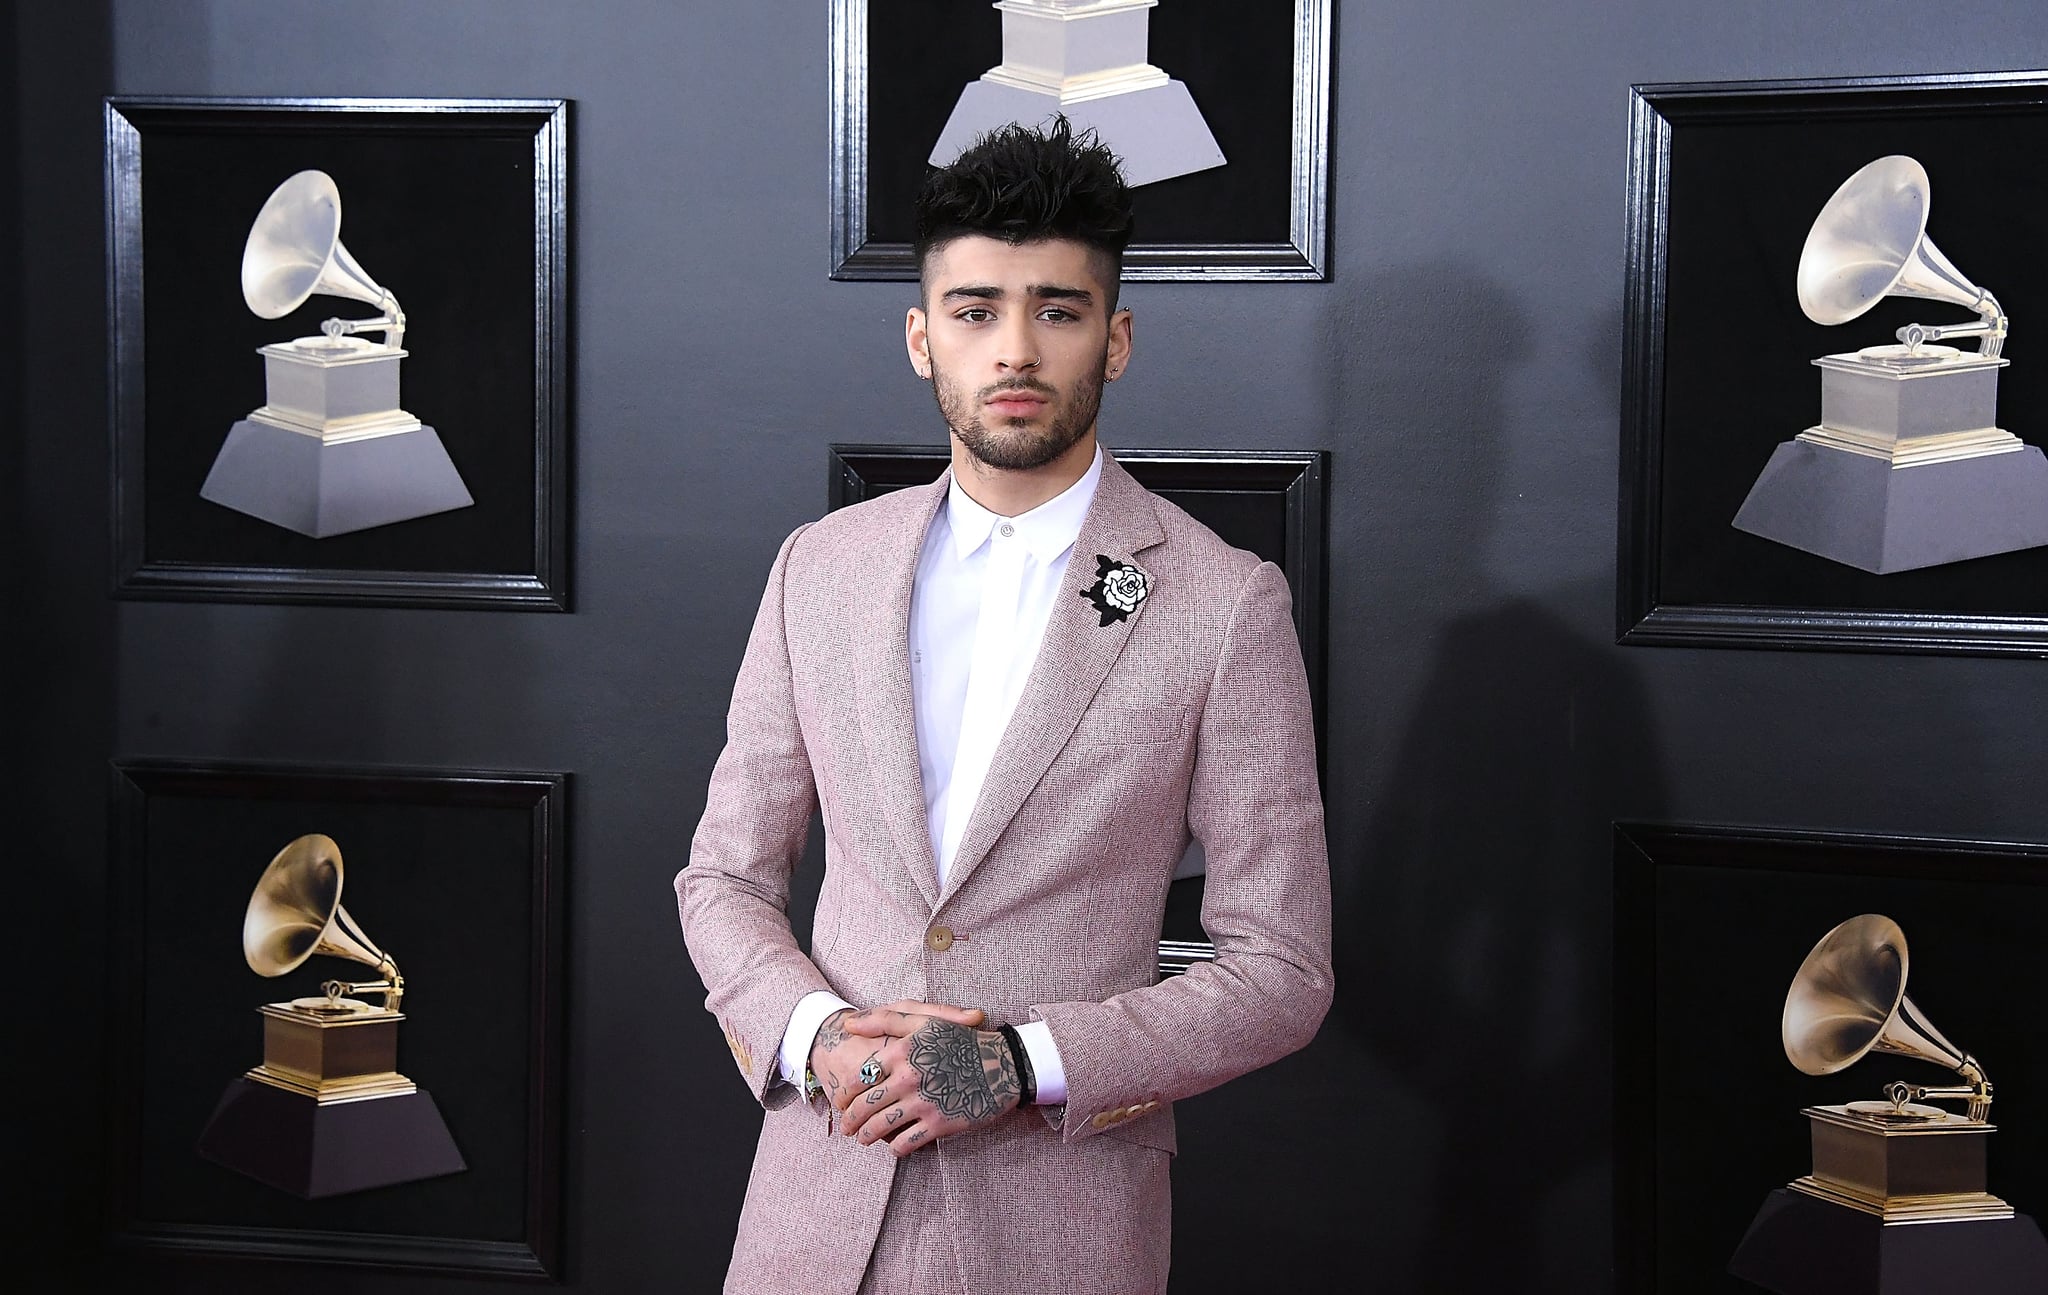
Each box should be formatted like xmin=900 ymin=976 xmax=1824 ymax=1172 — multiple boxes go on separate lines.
xmin=677 ymin=118 xmax=1331 ymax=1295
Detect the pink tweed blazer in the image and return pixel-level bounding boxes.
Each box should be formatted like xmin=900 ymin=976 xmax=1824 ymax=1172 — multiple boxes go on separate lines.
xmin=677 ymin=451 xmax=1332 ymax=1294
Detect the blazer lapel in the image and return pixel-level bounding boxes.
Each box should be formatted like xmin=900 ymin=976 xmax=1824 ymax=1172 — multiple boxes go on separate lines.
xmin=852 ymin=474 xmax=950 ymax=912
xmin=939 ymin=453 xmax=1166 ymax=905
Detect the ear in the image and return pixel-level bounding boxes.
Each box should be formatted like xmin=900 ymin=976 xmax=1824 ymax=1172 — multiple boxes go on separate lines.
xmin=905 ymin=306 xmax=932 ymax=380
xmin=1105 ymin=307 xmax=1133 ymax=381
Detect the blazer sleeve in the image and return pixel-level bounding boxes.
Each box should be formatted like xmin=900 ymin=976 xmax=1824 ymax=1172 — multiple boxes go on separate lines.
xmin=1032 ymin=559 xmax=1334 ymax=1140
xmin=676 ymin=525 xmax=833 ymax=1108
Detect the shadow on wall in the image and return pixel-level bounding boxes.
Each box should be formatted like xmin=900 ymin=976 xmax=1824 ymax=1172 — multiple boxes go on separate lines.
xmin=1329 ymin=267 xmax=1667 ymax=1291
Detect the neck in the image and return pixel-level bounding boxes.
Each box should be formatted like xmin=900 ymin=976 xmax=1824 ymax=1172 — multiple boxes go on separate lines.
xmin=951 ymin=430 xmax=1098 ymax=517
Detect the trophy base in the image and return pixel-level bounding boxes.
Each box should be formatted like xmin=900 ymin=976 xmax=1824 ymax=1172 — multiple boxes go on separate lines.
xmin=1793 ymin=1103 xmax=2009 ymax=1223
xmin=1731 ymin=438 xmax=2048 ymax=572
xmin=250 ymin=1001 xmax=414 ymax=1102
xmin=196 ymin=1075 xmax=465 ymax=1199
xmin=932 ymin=78 xmax=1223 ymax=186
xmin=1729 ymin=1188 xmax=2048 ymax=1295
xmin=200 ymin=418 xmax=473 ymax=538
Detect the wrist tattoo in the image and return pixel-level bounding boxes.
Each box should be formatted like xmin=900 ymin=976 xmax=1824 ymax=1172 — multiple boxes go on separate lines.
xmin=814 ymin=1009 xmax=853 ymax=1055
xmin=907 ymin=1020 xmax=1019 ymax=1124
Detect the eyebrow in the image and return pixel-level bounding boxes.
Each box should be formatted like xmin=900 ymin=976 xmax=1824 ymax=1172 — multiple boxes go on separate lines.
xmin=940 ymin=283 xmax=1097 ymax=306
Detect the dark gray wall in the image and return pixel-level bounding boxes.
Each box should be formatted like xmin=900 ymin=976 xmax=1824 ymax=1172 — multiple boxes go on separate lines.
xmin=17 ymin=1 xmax=2048 ymax=1290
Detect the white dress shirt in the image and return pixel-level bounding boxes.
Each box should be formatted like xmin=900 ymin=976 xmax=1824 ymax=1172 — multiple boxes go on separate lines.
xmin=776 ymin=448 xmax=1105 ymax=1105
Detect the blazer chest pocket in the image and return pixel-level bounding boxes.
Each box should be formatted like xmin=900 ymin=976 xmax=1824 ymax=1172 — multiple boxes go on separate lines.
xmin=1071 ymin=703 xmax=1186 ymax=748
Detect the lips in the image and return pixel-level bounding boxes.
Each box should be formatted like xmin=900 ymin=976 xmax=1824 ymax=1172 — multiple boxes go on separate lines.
xmin=984 ymin=388 xmax=1048 ymax=416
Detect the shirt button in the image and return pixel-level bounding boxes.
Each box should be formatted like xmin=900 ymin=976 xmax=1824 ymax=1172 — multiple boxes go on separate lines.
xmin=927 ymin=925 xmax=955 ymax=952
xmin=998 ymin=522 xmax=1015 ymax=538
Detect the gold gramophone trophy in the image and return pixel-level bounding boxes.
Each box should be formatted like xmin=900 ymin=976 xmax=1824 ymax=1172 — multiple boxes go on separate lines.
xmin=198 ymin=169 xmax=472 ymax=538
xmin=1733 ymin=155 xmax=2048 ymax=573
xmin=1729 ymin=914 xmax=2048 ymax=1293
xmin=195 ymin=834 xmax=464 ymax=1198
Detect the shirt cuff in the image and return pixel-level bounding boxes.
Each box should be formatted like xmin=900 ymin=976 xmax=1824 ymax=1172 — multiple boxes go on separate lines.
xmin=777 ymin=990 xmax=857 ymax=1086
xmin=1013 ymin=1019 xmax=1067 ymax=1105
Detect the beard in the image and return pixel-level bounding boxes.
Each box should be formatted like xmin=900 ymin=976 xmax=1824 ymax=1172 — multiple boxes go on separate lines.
xmin=931 ymin=355 xmax=1106 ymax=472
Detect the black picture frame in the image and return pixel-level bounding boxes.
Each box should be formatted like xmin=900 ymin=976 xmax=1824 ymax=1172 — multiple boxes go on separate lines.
xmin=1614 ymin=821 xmax=2048 ymax=1293
xmin=828 ymin=444 xmax=1327 ymax=975
xmin=829 ymin=0 xmax=1331 ymax=281
xmin=106 ymin=97 xmax=571 ymax=610
xmin=1619 ymin=71 xmax=2048 ymax=655
xmin=108 ymin=759 xmax=568 ymax=1279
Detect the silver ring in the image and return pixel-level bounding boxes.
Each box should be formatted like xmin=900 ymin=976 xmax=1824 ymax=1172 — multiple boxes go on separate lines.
xmin=859 ymin=1058 xmax=883 ymax=1087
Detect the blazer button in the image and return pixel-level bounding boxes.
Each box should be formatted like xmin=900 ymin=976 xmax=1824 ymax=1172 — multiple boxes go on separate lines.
xmin=1091 ymin=1111 xmax=1112 ymax=1129
xmin=926 ymin=925 xmax=955 ymax=952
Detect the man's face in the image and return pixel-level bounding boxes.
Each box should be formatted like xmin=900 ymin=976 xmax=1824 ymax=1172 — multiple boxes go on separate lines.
xmin=907 ymin=236 xmax=1132 ymax=474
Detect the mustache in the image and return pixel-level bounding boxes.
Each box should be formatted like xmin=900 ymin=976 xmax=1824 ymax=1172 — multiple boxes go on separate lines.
xmin=977 ymin=378 xmax=1057 ymax=400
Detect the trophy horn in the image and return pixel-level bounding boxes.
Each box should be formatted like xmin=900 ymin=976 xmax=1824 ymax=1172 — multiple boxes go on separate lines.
xmin=1795 ymin=154 xmax=2004 ymax=357
xmin=242 ymin=833 xmax=404 ymax=1011
xmin=239 ymin=169 xmax=405 ymax=348
xmin=1781 ymin=913 xmax=1989 ymax=1120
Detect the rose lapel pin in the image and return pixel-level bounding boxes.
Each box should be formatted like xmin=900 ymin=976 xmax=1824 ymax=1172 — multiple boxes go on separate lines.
xmin=1080 ymin=555 xmax=1150 ymax=627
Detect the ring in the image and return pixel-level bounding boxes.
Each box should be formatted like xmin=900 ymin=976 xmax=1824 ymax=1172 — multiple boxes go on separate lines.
xmin=859 ymin=1059 xmax=883 ymax=1087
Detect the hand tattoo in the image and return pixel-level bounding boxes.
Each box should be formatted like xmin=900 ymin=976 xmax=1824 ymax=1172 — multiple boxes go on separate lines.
xmin=815 ymin=1009 xmax=852 ymax=1054
xmin=885 ymin=1108 xmax=903 ymax=1126
xmin=866 ymin=1085 xmax=888 ymax=1105
xmin=907 ymin=1021 xmax=1019 ymax=1124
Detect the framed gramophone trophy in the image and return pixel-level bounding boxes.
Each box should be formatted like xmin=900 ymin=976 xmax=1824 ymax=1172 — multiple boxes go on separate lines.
xmin=1732 ymin=155 xmax=2048 ymax=574
xmin=104 ymin=96 xmax=569 ymax=609
xmin=196 ymin=833 xmax=465 ymax=1198
xmin=1729 ymin=914 xmax=2048 ymax=1294
xmin=199 ymin=170 xmax=473 ymax=538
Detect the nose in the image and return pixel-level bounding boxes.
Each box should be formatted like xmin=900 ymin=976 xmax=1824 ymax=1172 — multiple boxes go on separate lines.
xmin=996 ymin=316 xmax=1040 ymax=373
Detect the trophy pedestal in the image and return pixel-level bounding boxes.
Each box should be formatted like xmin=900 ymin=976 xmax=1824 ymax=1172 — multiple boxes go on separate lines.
xmin=931 ymin=0 xmax=1223 ymax=188
xmin=197 ymin=1077 xmax=465 ymax=1199
xmin=1734 ymin=348 xmax=2048 ymax=572
xmin=196 ymin=1000 xmax=463 ymax=1198
xmin=1729 ymin=1189 xmax=2048 ymax=1295
xmin=201 ymin=419 xmax=472 ymax=538
xmin=933 ymin=78 xmax=1223 ymax=187
xmin=1732 ymin=439 xmax=2048 ymax=574
xmin=200 ymin=335 xmax=471 ymax=538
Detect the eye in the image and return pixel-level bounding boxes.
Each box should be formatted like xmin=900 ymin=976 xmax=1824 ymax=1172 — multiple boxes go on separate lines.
xmin=1038 ymin=307 xmax=1077 ymax=323
xmin=955 ymin=307 xmax=994 ymax=324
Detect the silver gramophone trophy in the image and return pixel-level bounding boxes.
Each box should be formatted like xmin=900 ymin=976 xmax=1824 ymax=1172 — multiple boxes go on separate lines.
xmin=931 ymin=0 xmax=1223 ymax=186
xmin=195 ymin=834 xmax=464 ymax=1198
xmin=1728 ymin=915 xmax=2048 ymax=1294
xmin=198 ymin=170 xmax=472 ymax=538
xmin=1733 ymin=156 xmax=2048 ymax=573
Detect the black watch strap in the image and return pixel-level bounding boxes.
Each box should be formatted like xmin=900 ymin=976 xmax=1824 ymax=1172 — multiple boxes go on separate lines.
xmin=996 ymin=1023 xmax=1037 ymax=1106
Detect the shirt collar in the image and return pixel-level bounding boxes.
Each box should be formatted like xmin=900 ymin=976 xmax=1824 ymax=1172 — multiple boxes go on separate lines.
xmin=944 ymin=444 xmax=1103 ymax=564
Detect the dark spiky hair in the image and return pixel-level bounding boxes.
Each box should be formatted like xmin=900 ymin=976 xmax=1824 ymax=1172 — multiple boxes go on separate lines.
xmin=914 ymin=115 xmax=1134 ymax=306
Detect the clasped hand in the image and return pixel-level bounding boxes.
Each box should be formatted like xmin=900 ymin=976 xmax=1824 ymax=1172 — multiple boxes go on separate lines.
xmin=808 ymin=1001 xmax=1022 ymax=1158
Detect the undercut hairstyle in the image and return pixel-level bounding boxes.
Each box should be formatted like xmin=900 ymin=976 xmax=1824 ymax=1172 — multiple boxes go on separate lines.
xmin=914 ymin=115 xmax=1135 ymax=309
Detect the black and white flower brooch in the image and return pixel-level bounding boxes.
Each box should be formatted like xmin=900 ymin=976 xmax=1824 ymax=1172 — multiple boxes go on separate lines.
xmin=1079 ymin=555 xmax=1150 ymax=627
